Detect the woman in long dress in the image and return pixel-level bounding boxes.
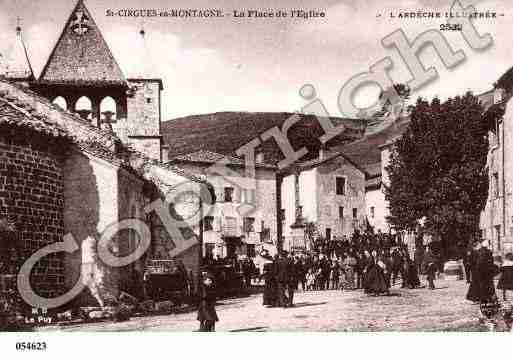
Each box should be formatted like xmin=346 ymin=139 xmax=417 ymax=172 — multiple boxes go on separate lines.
xmin=262 ymin=262 xmax=277 ymax=306
xmin=466 ymin=241 xmax=498 ymax=303
xmin=363 ymin=251 xmax=389 ymax=296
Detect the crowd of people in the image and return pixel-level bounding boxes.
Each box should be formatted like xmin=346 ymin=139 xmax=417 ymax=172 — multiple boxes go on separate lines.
xmin=259 ymin=230 xmax=442 ymax=308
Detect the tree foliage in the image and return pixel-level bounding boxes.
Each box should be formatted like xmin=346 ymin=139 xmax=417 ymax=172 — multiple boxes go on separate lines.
xmin=385 ymin=92 xmax=503 ymax=253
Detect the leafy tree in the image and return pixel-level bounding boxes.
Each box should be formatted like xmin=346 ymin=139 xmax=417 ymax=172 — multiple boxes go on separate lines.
xmin=385 ymin=92 xmax=501 ymax=257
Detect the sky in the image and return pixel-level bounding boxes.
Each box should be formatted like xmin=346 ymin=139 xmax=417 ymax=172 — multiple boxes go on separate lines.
xmin=0 ymin=0 xmax=512 ymax=120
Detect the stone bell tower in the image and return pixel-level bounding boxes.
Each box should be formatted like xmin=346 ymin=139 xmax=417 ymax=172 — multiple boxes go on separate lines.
xmin=32 ymin=0 xmax=163 ymax=161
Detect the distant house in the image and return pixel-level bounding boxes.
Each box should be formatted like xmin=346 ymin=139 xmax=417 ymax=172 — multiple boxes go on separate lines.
xmin=280 ymin=147 xmax=367 ymax=251
xmin=166 ymin=150 xmax=279 ymax=259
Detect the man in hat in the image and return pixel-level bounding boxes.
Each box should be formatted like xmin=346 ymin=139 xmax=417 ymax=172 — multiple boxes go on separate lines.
xmin=197 ymin=271 xmax=219 ymax=331
xmin=275 ymin=252 xmax=290 ymax=307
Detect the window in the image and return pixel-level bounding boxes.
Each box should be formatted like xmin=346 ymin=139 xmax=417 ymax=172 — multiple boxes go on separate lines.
xmin=370 ymin=207 xmax=375 ymax=218
xmin=243 ymin=217 xmax=255 ymax=232
xmin=52 ymin=96 xmax=67 ymax=110
xmin=352 ymin=208 xmax=357 ymax=219
xmin=326 ymin=228 xmax=332 ymax=241
xmin=493 ymin=172 xmax=500 ymax=199
xmin=336 ymin=177 xmax=346 ymax=195
xmin=146 ymin=98 xmax=153 ymax=104
xmin=260 ymin=221 xmax=270 ymax=242
xmin=247 ymin=244 xmax=256 ymax=258
xmin=204 ymin=216 xmax=214 ymax=231
xmin=339 ymin=206 xmax=344 ymax=219
xmin=100 ymin=96 xmax=117 ymax=122
xmin=224 ymin=187 xmax=234 ymax=202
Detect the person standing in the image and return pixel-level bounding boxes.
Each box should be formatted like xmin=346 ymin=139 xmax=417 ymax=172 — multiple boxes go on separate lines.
xmin=422 ymin=247 xmax=437 ymax=290
xmin=463 ymin=249 xmax=473 ymax=284
xmin=391 ymin=247 xmax=404 ymax=286
xmin=197 ymin=272 xmax=218 ymax=332
xmin=355 ymin=252 xmax=364 ymax=289
xmin=497 ymin=252 xmax=513 ymax=301
xmin=466 ymin=240 xmax=498 ymax=304
xmin=275 ymin=252 xmax=289 ymax=307
xmin=287 ymin=254 xmax=298 ymax=307
xmin=330 ymin=260 xmax=340 ymax=290
xmin=296 ymin=257 xmax=306 ymax=292
xmin=262 ymin=261 xmax=277 ymax=307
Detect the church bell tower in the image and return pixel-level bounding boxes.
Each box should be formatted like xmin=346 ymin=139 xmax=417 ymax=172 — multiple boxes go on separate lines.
xmin=32 ymin=0 xmax=163 ymax=161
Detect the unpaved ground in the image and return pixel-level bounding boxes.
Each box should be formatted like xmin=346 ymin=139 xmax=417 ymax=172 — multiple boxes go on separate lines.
xmin=38 ymin=279 xmax=488 ymax=332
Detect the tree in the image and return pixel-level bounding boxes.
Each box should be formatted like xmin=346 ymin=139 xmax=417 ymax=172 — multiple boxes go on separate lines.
xmin=385 ymin=92 xmax=501 ymax=257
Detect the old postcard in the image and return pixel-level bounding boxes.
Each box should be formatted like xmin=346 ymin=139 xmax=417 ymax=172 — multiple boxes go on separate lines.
xmin=0 ymin=0 xmax=512 ymax=356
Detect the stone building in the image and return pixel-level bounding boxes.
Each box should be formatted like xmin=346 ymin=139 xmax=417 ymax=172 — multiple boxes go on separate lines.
xmin=478 ymin=71 xmax=513 ymax=255
xmin=280 ymin=148 xmax=367 ymax=252
xmin=167 ymin=150 xmax=279 ymax=259
xmin=32 ymin=0 xmax=163 ymax=161
xmin=0 ymin=77 xmax=207 ymax=307
xmin=0 ymin=0 xmax=207 ymax=308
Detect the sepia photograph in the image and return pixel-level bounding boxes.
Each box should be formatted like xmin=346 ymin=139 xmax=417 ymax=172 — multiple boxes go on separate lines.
xmin=0 ymin=0 xmax=512 ymax=355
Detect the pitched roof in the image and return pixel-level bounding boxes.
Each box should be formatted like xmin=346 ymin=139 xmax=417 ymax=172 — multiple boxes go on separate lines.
xmin=162 ymin=112 xmax=366 ymax=168
xmin=0 ymin=91 xmax=69 ymax=139
xmin=365 ymin=176 xmax=382 ymax=191
xmin=333 ymin=115 xmax=410 ymax=175
xmin=363 ymin=162 xmax=382 ymax=178
xmin=0 ymin=27 xmax=34 ymax=81
xmin=171 ymin=149 xmax=277 ymax=169
xmin=38 ymin=0 xmax=126 ymax=86
xmin=294 ymin=150 xmax=368 ymax=176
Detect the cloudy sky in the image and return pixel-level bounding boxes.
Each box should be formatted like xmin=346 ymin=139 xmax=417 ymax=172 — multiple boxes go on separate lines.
xmin=0 ymin=0 xmax=511 ymax=120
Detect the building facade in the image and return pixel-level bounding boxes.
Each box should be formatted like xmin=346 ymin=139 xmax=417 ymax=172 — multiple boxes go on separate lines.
xmin=0 ymin=0 xmax=205 ymax=307
xmin=167 ymin=150 xmax=279 ymax=259
xmin=281 ymin=150 xmax=367 ymax=251
xmin=479 ymin=84 xmax=513 ymax=255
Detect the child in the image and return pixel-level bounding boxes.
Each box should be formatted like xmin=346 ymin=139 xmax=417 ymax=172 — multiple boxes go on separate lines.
xmin=498 ymin=253 xmax=513 ymax=302
xmin=197 ymin=272 xmax=218 ymax=332
xmin=306 ymin=268 xmax=315 ymax=291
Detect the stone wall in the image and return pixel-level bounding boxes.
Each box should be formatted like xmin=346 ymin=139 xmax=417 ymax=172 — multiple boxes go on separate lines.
xmin=365 ymin=187 xmax=389 ymax=232
xmin=126 ymin=80 xmax=161 ymax=137
xmin=63 ymin=150 xmax=121 ymax=304
xmin=126 ymin=137 xmax=161 ymax=161
xmin=480 ymin=92 xmax=513 ymax=255
xmin=0 ymin=128 xmax=65 ymax=298
xmin=116 ymin=168 xmax=148 ymax=295
xmin=315 ymin=157 xmax=366 ymax=239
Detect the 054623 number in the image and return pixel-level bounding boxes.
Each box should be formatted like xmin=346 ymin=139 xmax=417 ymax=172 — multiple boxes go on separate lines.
xmin=16 ymin=342 xmax=47 ymax=351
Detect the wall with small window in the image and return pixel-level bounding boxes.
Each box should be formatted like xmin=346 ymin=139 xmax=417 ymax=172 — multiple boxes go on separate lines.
xmin=314 ymin=155 xmax=366 ymax=239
